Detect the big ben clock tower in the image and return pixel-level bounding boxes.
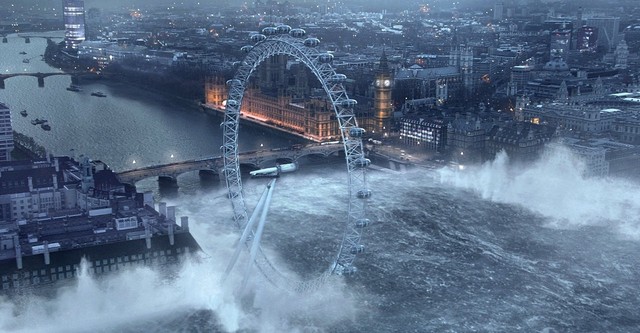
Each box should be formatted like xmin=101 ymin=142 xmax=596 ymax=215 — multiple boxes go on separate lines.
xmin=374 ymin=51 xmax=393 ymax=136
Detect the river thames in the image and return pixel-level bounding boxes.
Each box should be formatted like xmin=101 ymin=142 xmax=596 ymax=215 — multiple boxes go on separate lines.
xmin=0 ymin=32 xmax=296 ymax=196
xmin=2 ymin=33 xmax=640 ymax=333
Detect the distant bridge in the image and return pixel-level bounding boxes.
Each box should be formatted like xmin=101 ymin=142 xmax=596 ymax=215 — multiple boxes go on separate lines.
xmin=1 ymin=34 xmax=63 ymax=41
xmin=17 ymin=34 xmax=63 ymax=40
xmin=1 ymin=35 xmax=58 ymax=45
xmin=115 ymin=143 xmax=344 ymax=186
xmin=0 ymin=71 xmax=93 ymax=89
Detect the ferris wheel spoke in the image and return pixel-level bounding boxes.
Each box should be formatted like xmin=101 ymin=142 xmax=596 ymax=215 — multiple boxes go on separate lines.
xmin=222 ymin=27 xmax=372 ymax=292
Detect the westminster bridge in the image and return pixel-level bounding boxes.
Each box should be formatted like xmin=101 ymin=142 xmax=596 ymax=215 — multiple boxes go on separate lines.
xmin=115 ymin=143 xmax=345 ymax=186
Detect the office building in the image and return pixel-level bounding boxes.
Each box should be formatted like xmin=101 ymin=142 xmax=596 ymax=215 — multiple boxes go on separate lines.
xmin=494 ymin=2 xmax=504 ymax=21
xmin=508 ymin=65 xmax=532 ymax=96
xmin=586 ymin=16 xmax=620 ymax=51
xmin=63 ymin=0 xmax=86 ymax=49
xmin=577 ymin=26 xmax=598 ymax=52
xmin=0 ymin=103 xmax=13 ymax=162
xmin=550 ymin=29 xmax=571 ymax=62
xmin=400 ymin=116 xmax=447 ymax=152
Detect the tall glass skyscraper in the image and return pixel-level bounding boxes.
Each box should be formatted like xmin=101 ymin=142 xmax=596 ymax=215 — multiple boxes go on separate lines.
xmin=63 ymin=0 xmax=86 ymax=49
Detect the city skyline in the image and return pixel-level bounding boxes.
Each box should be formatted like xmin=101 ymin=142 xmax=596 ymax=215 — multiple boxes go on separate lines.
xmin=0 ymin=0 xmax=634 ymax=10
xmin=1 ymin=0 xmax=640 ymax=331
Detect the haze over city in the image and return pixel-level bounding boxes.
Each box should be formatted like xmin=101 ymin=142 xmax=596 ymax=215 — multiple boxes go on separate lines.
xmin=1 ymin=0 xmax=640 ymax=332
xmin=0 ymin=0 xmax=628 ymax=10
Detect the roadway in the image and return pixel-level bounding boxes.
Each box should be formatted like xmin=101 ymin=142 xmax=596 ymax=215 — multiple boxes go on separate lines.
xmin=366 ymin=139 xmax=447 ymax=170
xmin=116 ymin=143 xmax=344 ymax=185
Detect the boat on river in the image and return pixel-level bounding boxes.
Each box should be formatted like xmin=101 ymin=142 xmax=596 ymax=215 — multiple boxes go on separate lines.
xmin=66 ymin=84 xmax=82 ymax=92
xmin=31 ymin=118 xmax=47 ymax=125
xmin=20 ymin=110 xmax=27 ymax=117
xmin=22 ymin=59 xmax=30 ymax=63
xmin=41 ymin=123 xmax=51 ymax=131
xmin=91 ymin=91 xmax=107 ymax=97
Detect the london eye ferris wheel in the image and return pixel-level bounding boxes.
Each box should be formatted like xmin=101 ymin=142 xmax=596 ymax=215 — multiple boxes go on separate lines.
xmin=221 ymin=25 xmax=372 ymax=292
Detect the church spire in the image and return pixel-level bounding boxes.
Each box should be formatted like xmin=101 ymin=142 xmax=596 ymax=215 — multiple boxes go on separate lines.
xmin=557 ymin=80 xmax=569 ymax=102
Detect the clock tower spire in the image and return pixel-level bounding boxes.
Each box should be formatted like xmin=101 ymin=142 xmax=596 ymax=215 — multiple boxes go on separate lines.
xmin=374 ymin=50 xmax=393 ymax=136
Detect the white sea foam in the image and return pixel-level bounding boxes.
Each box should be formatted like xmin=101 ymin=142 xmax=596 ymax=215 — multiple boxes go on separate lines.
xmin=437 ymin=146 xmax=640 ymax=238
xmin=0 ymin=179 xmax=357 ymax=333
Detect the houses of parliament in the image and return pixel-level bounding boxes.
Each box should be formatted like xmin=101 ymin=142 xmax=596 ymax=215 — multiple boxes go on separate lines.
xmin=204 ymin=53 xmax=393 ymax=142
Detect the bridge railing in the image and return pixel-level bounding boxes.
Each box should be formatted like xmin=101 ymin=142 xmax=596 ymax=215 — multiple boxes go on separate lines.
xmin=115 ymin=143 xmax=345 ymax=182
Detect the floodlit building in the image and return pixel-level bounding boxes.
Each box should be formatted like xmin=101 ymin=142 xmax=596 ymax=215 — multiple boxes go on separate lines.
xmin=204 ymin=57 xmax=376 ymax=142
xmin=577 ymin=26 xmax=598 ymax=52
xmin=400 ymin=116 xmax=447 ymax=152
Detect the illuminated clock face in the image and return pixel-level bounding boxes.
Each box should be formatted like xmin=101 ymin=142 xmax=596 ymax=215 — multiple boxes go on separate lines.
xmin=375 ymin=79 xmax=381 ymax=87
xmin=384 ymin=79 xmax=391 ymax=87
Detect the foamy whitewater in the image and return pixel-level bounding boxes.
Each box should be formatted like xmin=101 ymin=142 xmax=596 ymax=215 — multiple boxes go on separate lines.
xmin=2 ymin=147 xmax=640 ymax=332
xmin=438 ymin=146 xmax=640 ymax=238
xmin=0 ymin=162 xmax=358 ymax=333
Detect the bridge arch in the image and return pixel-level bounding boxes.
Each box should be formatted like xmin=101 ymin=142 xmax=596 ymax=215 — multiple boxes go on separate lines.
xmin=119 ymin=169 xmax=221 ymax=188
xmin=114 ymin=148 xmax=342 ymax=190
xmin=0 ymin=72 xmax=89 ymax=89
xmin=296 ymin=145 xmax=343 ymax=160
xmin=0 ymin=72 xmax=69 ymax=89
xmin=222 ymin=28 xmax=371 ymax=291
xmin=116 ymin=159 xmax=222 ymax=187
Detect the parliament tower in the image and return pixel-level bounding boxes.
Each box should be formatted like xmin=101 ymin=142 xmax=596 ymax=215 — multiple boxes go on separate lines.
xmin=374 ymin=51 xmax=393 ymax=136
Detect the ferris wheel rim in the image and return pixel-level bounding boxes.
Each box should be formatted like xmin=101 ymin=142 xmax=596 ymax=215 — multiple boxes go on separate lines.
xmin=221 ymin=31 xmax=370 ymax=291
